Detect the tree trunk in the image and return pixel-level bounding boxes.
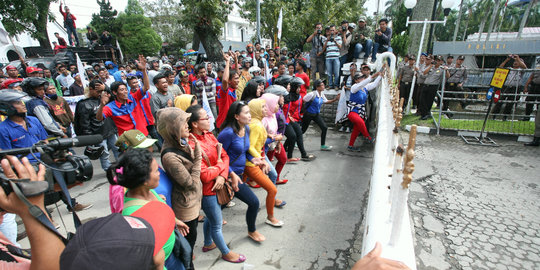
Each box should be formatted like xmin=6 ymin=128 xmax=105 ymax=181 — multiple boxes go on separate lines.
xmin=408 ymin=0 xmax=436 ymax=55
xmin=194 ymin=24 xmax=224 ymax=62
xmin=35 ymin=0 xmax=52 ymax=50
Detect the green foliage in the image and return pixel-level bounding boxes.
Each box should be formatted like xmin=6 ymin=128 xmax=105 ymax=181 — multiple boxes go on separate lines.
xmin=116 ymin=1 xmax=162 ymax=57
xmin=0 ymin=0 xmax=57 ymax=47
xmin=125 ymin=0 xmax=144 ymax=15
xmin=179 ymin=0 xmax=233 ymax=36
xmin=241 ymin=0 xmax=367 ymax=51
xmin=392 ymin=34 xmax=410 ymax=58
xmin=90 ymin=0 xmax=119 ymax=34
xmin=140 ymin=0 xmax=193 ymax=51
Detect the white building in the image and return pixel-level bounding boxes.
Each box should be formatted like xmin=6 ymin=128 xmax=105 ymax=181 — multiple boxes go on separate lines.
xmin=220 ymin=3 xmax=271 ymax=48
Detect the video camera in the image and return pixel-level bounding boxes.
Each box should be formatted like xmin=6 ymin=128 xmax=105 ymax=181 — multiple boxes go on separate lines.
xmin=0 ymin=135 xmax=103 ymax=197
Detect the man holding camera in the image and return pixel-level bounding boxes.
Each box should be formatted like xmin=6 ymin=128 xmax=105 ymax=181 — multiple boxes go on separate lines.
xmin=339 ymin=20 xmax=352 ymax=77
xmin=306 ymin=23 xmax=326 ymax=82
xmin=491 ymin=54 xmax=527 ymax=120
xmin=321 ymin=25 xmax=342 ymax=89
xmin=352 ymin=17 xmax=373 ymax=63
xmin=372 ymin=18 xmax=393 ymax=63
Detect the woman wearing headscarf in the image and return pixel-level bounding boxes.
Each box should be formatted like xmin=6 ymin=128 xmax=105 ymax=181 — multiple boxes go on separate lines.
xmin=245 ymin=99 xmax=285 ymax=227
xmin=157 ymin=107 xmax=201 ymax=269
xmin=240 ymin=79 xmax=263 ymax=103
xmin=174 ymin=94 xmax=198 ymax=111
xmin=261 ymin=93 xmax=288 ymax=185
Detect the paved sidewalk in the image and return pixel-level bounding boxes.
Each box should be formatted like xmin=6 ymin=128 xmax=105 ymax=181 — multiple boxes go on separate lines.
xmin=404 ymin=133 xmax=540 ymax=270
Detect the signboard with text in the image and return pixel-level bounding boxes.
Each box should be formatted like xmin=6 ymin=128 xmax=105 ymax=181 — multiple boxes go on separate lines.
xmin=490 ymin=68 xmax=509 ymax=88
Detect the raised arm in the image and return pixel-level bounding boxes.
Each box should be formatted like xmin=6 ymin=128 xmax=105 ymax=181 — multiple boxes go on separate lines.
xmin=136 ymin=55 xmax=150 ymax=93
xmin=221 ymin=53 xmax=231 ymax=91
xmin=351 ymin=77 xmax=373 ymax=93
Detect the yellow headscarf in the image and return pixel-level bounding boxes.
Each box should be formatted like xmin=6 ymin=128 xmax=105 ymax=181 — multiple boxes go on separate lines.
xmin=174 ymin=94 xmax=195 ymax=111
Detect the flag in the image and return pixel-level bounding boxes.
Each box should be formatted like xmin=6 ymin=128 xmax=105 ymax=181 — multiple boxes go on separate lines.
xmin=116 ymin=40 xmax=124 ymax=63
xmin=277 ymin=8 xmax=283 ymax=40
xmin=201 ymin=87 xmax=216 ymax=132
xmin=76 ymin=53 xmax=88 ymax=88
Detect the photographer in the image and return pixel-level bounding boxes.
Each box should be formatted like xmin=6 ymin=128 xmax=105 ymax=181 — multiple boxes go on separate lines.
xmin=352 ymin=17 xmax=373 ymax=63
xmin=306 ymin=23 xmax=326 ymax=82
xmin=372 ymin=18 xmax=393 ymax=63
xmin=491 ymin=54 xmax=527 ymax=120
xmin=321 ymin=25 xmax=342 ymax=90
xmin=339 ymin=21 xmax=352 ymax=76
xmin=419 ymin=56 xmax=446 ymax=120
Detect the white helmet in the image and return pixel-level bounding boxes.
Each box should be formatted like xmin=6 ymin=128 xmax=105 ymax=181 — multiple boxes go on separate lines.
xmin=248 ymin=66 xmax=261 ymax=76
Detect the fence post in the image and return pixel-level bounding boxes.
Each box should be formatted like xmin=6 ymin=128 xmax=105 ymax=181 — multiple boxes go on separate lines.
xmin=437 ymin=71 xmax=446 ymax=135
xmin=389 ymin=125 xmax=417 ymax=246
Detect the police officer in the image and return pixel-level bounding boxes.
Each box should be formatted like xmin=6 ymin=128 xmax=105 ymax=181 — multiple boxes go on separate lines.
xmin=444 ymin=55 xmax=468 ymax=112
xmin=419 ymin=56 xmax=446 ymax=120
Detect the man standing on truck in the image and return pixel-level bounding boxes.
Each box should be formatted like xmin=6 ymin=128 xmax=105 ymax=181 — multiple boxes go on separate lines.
xmin=59 ymin=3 xmax=79 ymax=47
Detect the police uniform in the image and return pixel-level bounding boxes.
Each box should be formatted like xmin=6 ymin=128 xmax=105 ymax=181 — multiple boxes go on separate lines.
xmin=397 ymin=63 xmax=414 ymax=110
xmin=491 ymin=69 xmax=523 ymax=119
xmin=525 ymin=70 xmax=540 ymax=118
xmin=419 ymin=65 xmax=444 ymax=118
xmin=444 ymin=64 xmax=468 ymax=110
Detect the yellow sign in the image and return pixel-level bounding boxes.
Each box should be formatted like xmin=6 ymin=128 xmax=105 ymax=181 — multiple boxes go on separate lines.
xmin=490 ymin=68 xmax=509 ymax=88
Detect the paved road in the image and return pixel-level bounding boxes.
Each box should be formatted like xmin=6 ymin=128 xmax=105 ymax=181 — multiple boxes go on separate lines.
xmin=406 ymin=133 xmax=540 ymax=270
xmin=19 ymin=128 xmax=373 ymax=270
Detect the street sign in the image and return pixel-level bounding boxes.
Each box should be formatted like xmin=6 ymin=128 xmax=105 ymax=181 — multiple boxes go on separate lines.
xmin=493 ymin=90 xmax=501 ymax=103
xmin=486 ymin=87 xmax=494 ymax=100
xmin=490 ymin=68 xmax=509 ymax=88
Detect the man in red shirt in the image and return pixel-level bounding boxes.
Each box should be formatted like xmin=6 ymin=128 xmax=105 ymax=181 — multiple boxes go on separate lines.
xmin=97 ymin=55 xmax=150 ymax=136
xmin=295 ymin=59 xmax=310 ymax=97
xmin=216 ymin=54 xmax=239 ymax=129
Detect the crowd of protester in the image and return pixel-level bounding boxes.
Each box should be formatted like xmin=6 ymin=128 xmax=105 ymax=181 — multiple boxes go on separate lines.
xmin=3 ymin=7 xmax=538 ymax=269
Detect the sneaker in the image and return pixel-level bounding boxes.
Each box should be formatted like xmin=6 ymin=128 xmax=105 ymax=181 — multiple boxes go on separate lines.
xmin=367 ymin=137 xmax=376 ymax=144
xmin=320 ymin=145 xmax=333 ymax=151
xmin=338 ymin=126 xmax=345 ymax=132
xmin=347 ymin=146 xmax=361 ymax=152
xmin=346 ymin=127 xmax=352 ymax=133
xmin=226 ymin=201 xmax=236 ymax=208
xmin=70 ymin=203 xmax=93 ymax=212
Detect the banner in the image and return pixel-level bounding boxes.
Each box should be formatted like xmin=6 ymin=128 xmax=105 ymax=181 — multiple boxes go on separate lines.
xmin=277 ymin=8 xmax=283 ymax=40
xmin=76 ymin=53 xmax=88 ymax=88
xmin=201 ymin=87 xmax=216 ymax=132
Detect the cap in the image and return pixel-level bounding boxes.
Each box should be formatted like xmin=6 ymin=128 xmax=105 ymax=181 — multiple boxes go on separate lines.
xmin=358 ymin=16 xmax=367 ymax=22
xmin=457 ymin=55 xmax=465 ymax=60
xmin=179 ymin=70 xmax=189 ymax=77
xmin=1 ymin=78 xmax=24 ymax=89
xmin=5 ymin=65 xmax=17 ymax=71
xmin=282 ymin=47 xmax=288 ymax=51
xmin=72 ymin=73 xmax=80 ymax=78
xmin=246 ymin=43 xmax=253 ymax=47
xmin=115 ymin=129 xmax=157 ymax=151
xmin=161 ymin=64 xmax=172 ymax=71
xmin=60 ymin=202 xmax=175 ymax=270
xmin=26 ymin=66 xmax=41 ymax=74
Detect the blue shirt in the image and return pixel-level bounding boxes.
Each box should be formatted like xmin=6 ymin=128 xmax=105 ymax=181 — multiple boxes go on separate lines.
xmin=303 ymin=91 xmax=327 ymax=114
xmin=0 ymin=116 xmax=48 ymax=162
xmin=217 ymin=126 xmax=253 ymax=175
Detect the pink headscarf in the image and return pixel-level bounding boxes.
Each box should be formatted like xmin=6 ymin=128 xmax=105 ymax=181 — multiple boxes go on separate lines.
xmin=260 ymin=93 xmax=279 ymax=135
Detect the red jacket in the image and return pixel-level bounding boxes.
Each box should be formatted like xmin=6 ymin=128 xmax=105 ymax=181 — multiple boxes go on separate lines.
xmin=189 ymin=132 xmax=230 ymax=196
xmin=59 ymin=5 xmax=77 ymax=28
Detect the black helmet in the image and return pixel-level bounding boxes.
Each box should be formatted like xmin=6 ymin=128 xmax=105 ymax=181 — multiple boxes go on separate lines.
xmin=0 ymin=90 xmax=30 ymax=116
xmin=253 ymin=75 xmax=266 ymax=84
xmin=20 ymin=77 xmax=49 ymax=97
xmin=273 ymin=75 xmax=293 ymax=87
xmin=290 ymin=76 xmax=305 ymax=89
xmin=84 ymin=145 xmax=105 ymax=160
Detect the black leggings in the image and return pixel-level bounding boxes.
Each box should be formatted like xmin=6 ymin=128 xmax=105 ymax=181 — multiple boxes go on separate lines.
xmin=301 ymin=112 xmax=327 ymax=146
xmin=184 ymin=218 xmax=198 ymax=270
xmin=284 ymin=121 xmax=307 ymax=158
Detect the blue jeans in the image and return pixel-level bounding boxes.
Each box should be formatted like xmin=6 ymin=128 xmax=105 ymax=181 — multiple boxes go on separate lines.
xmin=99 ymin=134 xmax=119 ymax=171
xmin=165 ymin=252 xmax=186 ymax=270
xmin=372 ymin=43 xmax=393 ymax=62
xmin=234 ymin=181 xmax=259 ymax=232
xmin=0 ymin=213 xmax=18 ymax=246
xmin=354 ymin=39 xmax=373 ymax=59
xmin=265 ymin=155 xmax=277 ymax=184
xmin=202 ymin=195 xmax=230 ymax=255
xmin=66 ymin=25 xmax=79 ymax=46
xmin=325 ymin=57 xmax=340 ymax=88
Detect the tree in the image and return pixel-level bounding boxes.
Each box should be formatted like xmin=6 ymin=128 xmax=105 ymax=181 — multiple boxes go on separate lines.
xmin=241 ymin=0 xmax=367 ymax=52
xmin=0 ymin=0 xmax=57 ymax=49
xmin=385 ymin=2 xmax=410 ymax=57
xmin=140 ymin=0 xmax=193 ymax=53
xmin=179 ymin=0 xmax=234 ymax=62
xmin=115 ymin=0 xmax=162 ymax=57
xmin=90 ymin=0 xmax=119 ymax=35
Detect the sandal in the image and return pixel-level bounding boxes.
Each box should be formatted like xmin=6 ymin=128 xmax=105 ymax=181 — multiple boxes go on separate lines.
xmin=222 ymin=253 xmax=246 ymax=263
xmin=247 ymin=181 xmax=261 ymax=188
xmin=287 ymin=157 xmax=300 ymax=162
xmin=301 ymin=154 xmax=316 ymax=161
xmin=275 ymin=200 xmax=287 ymax=208
xmin=202 ymin=244 xmax=217 ymax=252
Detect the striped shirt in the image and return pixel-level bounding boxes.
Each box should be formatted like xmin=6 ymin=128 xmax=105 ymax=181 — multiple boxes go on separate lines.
xmin=321 ymin=35 xmax=342 ymax=59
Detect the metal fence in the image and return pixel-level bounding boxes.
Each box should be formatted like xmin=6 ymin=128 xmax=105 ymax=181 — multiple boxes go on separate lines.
xmin=432 ymin=68 xmax=539 ymax=136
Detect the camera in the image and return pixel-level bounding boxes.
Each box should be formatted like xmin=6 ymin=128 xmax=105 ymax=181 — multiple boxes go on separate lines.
xmin=329 ymin=35 xmax=335 ymax=42
xmin=342 ymin=26 xmax=347 ymax=31
xmin=317 ymin=29 xmax=322 ymax=35
xmin=0 ymin=135 xmax=102 ymax=197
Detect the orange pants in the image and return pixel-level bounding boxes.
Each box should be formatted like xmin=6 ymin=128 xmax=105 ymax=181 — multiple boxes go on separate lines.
xmin=244 ymin=166 xmax=277 ymax=217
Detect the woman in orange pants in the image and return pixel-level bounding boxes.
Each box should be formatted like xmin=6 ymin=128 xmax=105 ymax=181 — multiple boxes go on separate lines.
xmin=245 ymin=98 xmax=285 ymax=227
